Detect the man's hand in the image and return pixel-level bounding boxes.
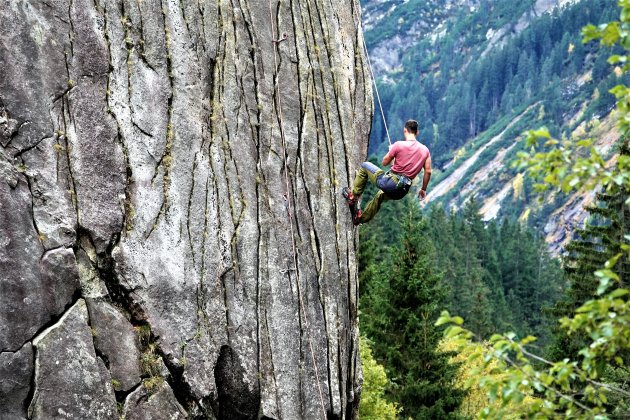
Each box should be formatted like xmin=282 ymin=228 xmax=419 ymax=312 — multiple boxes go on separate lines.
xmin=418 ymin=189 xmax=427 ymax=200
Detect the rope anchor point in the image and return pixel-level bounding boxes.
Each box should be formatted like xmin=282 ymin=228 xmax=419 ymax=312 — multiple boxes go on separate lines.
xmin=272 ymin=33 xmax=288 ymax=44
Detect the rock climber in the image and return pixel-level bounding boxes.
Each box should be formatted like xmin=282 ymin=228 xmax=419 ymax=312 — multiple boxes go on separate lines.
xmin=342 ymin=119 xmax=432 ymax=225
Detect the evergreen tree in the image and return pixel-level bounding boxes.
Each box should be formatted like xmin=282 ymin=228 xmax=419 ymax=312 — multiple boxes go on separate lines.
xmin=422 ymin=202 xmax=561 ymax=340
xmin=476 ymin=219 xmax=514 ymax=334
xmin=548 ymin=139 xmax=630 ymax=360
xmin=456 ymin=200 xmax=494 ymax=337
xmin=362 ymin=210 xmax=465 ymax=419
xmin=592 ymin=52 xmax=610 ymax=85
xmin=494 ymin=217 xmax=563 ymax=342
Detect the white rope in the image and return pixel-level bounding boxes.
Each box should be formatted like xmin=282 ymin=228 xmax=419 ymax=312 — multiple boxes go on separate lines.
xmin=268 ymin=1 xmax=328 ymax=418
xmin=354 ymin=1 xmax=392 ymax=146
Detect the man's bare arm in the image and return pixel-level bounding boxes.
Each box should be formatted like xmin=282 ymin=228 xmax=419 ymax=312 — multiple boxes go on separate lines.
xmin=418 ymin=156 xmax=432 ymax=199
xmin=382 ymin=152 xmax=394 ymax=166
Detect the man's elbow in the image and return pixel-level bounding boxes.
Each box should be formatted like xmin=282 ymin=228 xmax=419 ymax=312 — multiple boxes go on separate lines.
xmin=425 ymin=168 xmax=432 ymax=175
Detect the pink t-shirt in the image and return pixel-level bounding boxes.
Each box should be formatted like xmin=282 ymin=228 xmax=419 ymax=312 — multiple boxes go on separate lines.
xmin=389 ymin=140 xmax=430 ymax=179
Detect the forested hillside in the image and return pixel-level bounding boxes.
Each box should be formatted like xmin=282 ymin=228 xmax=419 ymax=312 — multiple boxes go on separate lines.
xmin=357 ymin=1 xmax=630 ymax=418
xmin=362 ymin=0 xmax=628 ymax=246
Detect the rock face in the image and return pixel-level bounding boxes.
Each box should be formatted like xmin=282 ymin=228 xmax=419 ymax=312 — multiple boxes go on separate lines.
xmin=0 ymin=156 xmax=80 ymax=353
xmin=29 ymin=300 xmax=118 ymax=419
xmin=0 ymin=344 xmax=33 ymax=419
xmin=0 ymin=0 xmax=371 ymax=418
xmin=122 ymin=381 xmax=187 ymax=420
xmin=87 ymin=299 xmax=143 ymax=392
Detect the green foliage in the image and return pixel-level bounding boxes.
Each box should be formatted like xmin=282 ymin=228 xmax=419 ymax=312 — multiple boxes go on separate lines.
xmin=439 ymin=336 xmax=539 ymax=418
xmin=423 ymin=201 xmax=562 ymax=342
xmin=111 ymin=378 xmax=122 ymax=391
xmin=359 ymin=336 xmax=399 ymax=420
xmin=438 ymin=308 xmax=630 ymax=419
xmin=515 ymin=128 xmax=630 ymax=196
xmin=359 ymin=187 xmax=562 ymax=339
xmin=361 ymin=209 xmax=465 ymax=418
xmin=547 ymin=146 xmax=630 ymax=362
xmin=358 ymin=179 xmax=562 ymax=419
xmin=602 ymin=364 xmax=630 ymax=418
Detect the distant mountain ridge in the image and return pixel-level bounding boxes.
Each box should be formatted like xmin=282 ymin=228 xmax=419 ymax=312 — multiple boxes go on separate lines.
xmin=362 ymin=0 xmax=575 ymax=76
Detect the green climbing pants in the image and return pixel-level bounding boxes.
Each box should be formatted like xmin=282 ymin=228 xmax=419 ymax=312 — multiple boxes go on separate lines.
xmin=352 ymin=162 xmax=396 ymax=224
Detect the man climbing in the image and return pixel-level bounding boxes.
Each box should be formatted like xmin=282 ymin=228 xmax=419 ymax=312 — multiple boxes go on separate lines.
xmin=342 ymin=119 xmax=432 ymax=225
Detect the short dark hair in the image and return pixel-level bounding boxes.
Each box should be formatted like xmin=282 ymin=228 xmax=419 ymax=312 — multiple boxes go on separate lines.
xmin=405 ymin=120 xmax=418 ymax=135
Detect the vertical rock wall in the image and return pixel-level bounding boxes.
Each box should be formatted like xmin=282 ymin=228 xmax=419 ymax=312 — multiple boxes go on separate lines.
xmin=0 ymin=0 xmax=371 ymax=418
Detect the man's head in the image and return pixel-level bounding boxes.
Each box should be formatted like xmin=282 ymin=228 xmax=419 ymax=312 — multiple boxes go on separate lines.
xmin=404 ymin=119 xmax=418 ymax=136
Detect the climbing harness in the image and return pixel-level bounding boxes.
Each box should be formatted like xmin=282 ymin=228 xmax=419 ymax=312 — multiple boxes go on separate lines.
xmin=268 ymin=1 xmax=327 ymax=418
xmin=353 ymin=0 xmax=392 ymax=147
xmin=377 ymin=170 xmax=411 ymax=200
xmin=393 ymin=171 xmax=412 ymax=190
xmin=359 ymin=162 xmax=412 ymax=200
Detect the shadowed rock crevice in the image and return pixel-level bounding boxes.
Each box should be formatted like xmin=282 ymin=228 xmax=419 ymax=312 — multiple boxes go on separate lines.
xmin=88 ymin=242 xmax=212 ymax=418
xmin=215 ymin=344 xmax=261 ymax=420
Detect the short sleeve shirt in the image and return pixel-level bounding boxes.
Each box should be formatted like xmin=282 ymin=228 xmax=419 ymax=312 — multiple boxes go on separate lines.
xmin=389 ymin=140 xmax=430 ymax=179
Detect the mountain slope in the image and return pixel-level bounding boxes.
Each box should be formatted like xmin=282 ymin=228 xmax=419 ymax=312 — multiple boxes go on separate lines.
xmin=361 ymin=0 xmax=626 ymax=252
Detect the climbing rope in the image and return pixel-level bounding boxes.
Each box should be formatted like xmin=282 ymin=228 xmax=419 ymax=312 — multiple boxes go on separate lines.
xmin=267 ymin=1 xmax=328 ymax=418
xmin=353 ymin=0 xmax=392 ymax=146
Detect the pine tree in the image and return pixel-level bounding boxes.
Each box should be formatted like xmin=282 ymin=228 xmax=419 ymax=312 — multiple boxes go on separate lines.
xmin=548 ymin=140 xmax=630 ymax=360
xmin=476 ymin=219 xmax=514 ymax=334
xmin=362 ymin=210 xmax=465 ymax=419
xmin=457 ymin=200 xmax=494 ymax=337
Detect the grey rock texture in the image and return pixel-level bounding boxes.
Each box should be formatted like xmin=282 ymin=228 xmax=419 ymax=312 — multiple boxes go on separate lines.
xmin=0 ymin=0 xmax=371 ymax=418
xmin=122 ymin=381 xmax=187 ymax=420
xmin=0 ymin=154 xmax=80 ymax=353
xmin=87 ymin=299 xmax=143 ymax=392
xmin=0 ymin=343 xmax=33 ymax=419
xmin=29 ymin=299 xmax=117 ymax=419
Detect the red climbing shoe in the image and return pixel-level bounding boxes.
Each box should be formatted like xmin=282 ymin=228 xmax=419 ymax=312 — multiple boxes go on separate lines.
xmin=353 ymin=209 xmax=362 ymax=226
xmin=342 ymin=187 xmax=361 ymax=226
xmin=342 ymin=187 xmax=358 ymax=205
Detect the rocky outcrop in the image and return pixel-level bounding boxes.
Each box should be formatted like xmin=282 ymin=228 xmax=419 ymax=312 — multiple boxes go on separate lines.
xmin=122 ymin=381 xmax=187 ymax=420
xmin=0 ymin=156 xmax=80 ymax=353
xmin=29 ymin=300 xmax=118 ymax=419
xmin=0 ymin=0 xmax=371 ymax=418
xmin=0 ymin=344 xmax=33 ymax=419
xmin=87 ymin=299 xmax=143 ymax=392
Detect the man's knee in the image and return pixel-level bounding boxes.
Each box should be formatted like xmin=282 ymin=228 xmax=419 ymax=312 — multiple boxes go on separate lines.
xmin=360 ymin=161 xmax=381 ymax=175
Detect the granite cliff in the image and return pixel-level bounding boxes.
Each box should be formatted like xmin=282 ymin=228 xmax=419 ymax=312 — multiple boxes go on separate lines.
xmin=0 ymin=0 xmax=371 ymax=418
